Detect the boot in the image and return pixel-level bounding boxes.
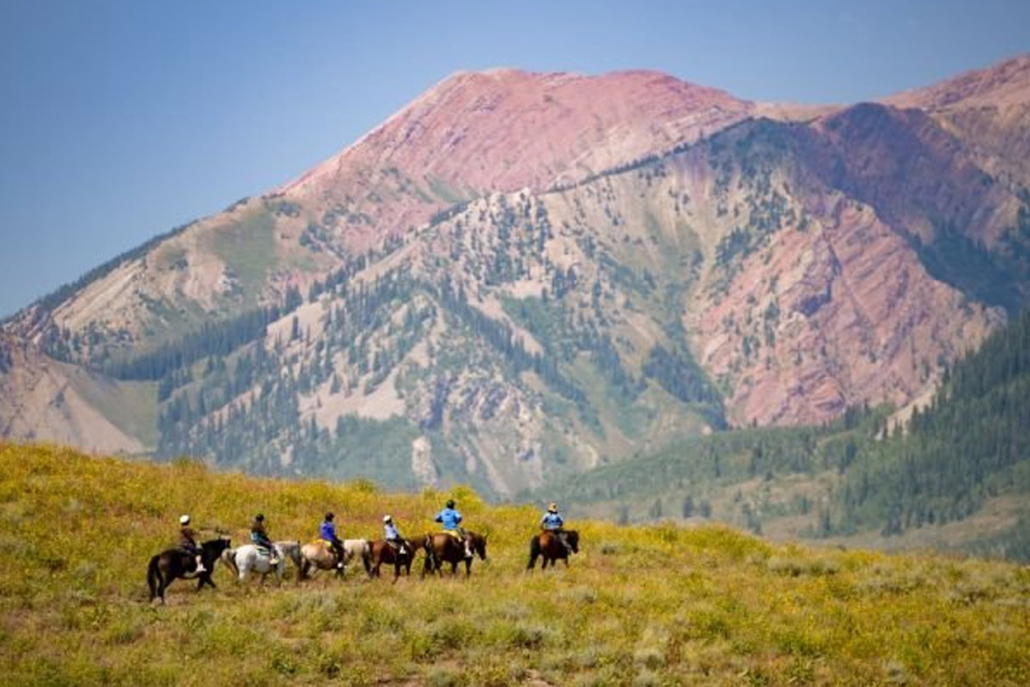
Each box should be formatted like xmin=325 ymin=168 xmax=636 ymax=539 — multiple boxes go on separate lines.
xmin=195 ymin=555 xmax=207 ymax=573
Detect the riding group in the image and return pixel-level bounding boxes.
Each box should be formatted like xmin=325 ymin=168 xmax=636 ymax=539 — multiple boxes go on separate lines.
xmin=147 ymin=499 xmax=579 ymax=603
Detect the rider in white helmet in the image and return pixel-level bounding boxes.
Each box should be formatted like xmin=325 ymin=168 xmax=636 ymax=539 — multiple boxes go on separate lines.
xmin=383 ymin=515 xmax=407 ymax=555
xmin=178 ymin=515 xmax=206 ymax=573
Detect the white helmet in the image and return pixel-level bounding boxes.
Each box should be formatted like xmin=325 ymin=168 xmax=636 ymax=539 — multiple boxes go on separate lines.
xmin=383 ymin=515 xmax=392 ymax=523
xmin=179 ymin=515 xmax=190 ymax=525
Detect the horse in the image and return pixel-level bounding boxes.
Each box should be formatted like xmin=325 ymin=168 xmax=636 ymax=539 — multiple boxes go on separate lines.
xmin=274 ymin=540 xmax=303 ymax=578
xmin=527 ymin=529 xmax=579 ymax=570
xmin=422 ymin=531 xmax=487 ymax=577
xmin=369 ymin=538 xmax=419 ymax=581
xmin=298 ymin=539 xmax=367 ymax=579
xmin=221 ymin=543 xmax=286 ymax=586
xmin=147 ymin=537 xmax=232 ymax=604
xmin=343 ymin=539 xmax=373 ymax=576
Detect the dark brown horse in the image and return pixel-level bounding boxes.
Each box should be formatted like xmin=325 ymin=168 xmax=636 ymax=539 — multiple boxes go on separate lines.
xmin=527 ymin=530 xmax=579 ymax=570
xmin=422 ymin=531 xmax=487 ymax=577
xmin=369 ymin=538 xmax=419 ymax=581
xmin=147 ymin=537 xmax=232 ymax=604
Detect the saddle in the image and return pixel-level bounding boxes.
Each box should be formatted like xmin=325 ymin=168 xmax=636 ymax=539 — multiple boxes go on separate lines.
xmin=439 ymin=530 xmax=463 ymax=541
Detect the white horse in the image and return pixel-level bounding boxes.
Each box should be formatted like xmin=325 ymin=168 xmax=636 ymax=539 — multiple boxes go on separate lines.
xmin=275 ymin=540 xmax=303 ymax=576
xmin=222 ymin=543 xmax=286 ymax=586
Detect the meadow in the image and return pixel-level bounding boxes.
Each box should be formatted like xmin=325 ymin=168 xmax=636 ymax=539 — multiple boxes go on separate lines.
xmin=0 ymin=442 xmax=1027 ymax=686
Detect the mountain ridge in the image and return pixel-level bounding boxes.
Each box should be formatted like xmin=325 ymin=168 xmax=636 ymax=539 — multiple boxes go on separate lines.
xmin=2 ymin=54 xmax=1029 ymax=505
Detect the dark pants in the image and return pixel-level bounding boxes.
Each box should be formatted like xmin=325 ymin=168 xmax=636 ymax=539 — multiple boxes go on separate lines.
xmin=546 ymin=529 xmax=571 ymax=552
xmin=178 ymin=547 xmax=201 ymax=571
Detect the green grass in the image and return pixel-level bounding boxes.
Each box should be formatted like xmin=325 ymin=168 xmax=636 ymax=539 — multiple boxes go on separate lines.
xmin=208 ymin=206 xmax=278 ymax=302
xmin=1 ymin=442 xmax=1027 ymax=686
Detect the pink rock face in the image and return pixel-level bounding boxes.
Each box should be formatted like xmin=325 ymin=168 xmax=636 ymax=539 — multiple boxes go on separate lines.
xmin=696 ymin=196 xmax=999 ymax=428
xmin=280 ymin=69 xmax=754 ymax=252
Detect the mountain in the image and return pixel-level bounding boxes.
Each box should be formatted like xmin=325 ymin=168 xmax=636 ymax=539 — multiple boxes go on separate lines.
xmin=2 ymin=55 xmax=1029 ymax=503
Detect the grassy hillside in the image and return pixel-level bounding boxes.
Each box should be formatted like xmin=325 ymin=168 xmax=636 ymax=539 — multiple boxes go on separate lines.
xmin=1 ymin=443 xmax=1027 ymax=686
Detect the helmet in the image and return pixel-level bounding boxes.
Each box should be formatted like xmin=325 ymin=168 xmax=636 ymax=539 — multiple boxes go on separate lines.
xmin=446 ymin=499 xmax=455 ymax=509
xmin=383 ymin=515 xmax=392 ymax=523
xmin=548 ymin=503 xmax=558 ymax=513
xmin=179 ymin=515 xmax=190 ymax=525
xmin=325 ymin=512 xmax=334 ymax=521
xmin=255 ymin=513 xmax=264 ymax=521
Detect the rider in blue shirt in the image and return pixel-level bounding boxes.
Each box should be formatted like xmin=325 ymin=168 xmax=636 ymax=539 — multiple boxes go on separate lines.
xmin=383 ymin=515 xmax=407 ymax=555
xmin=541 ymin=502 xmax=572 ymax=554
xmin=435 ymin=499 xmax=472 ymax=559
xmin=320 ymin=512 xmax=345 ymax=569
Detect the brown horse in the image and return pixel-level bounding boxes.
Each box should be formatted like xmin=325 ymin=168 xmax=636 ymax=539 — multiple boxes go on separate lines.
xmin=147 ymin=537 xmax=232 ymax=604
xmin=369 ymin=538 xmax=419 ymax=581
xmin=422 ymin=531 xmax=487 ymax=577
xmin=527 ymin=530 xmax=579 ymax=570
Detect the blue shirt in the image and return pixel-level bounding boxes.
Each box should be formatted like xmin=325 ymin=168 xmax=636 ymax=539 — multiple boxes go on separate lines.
xmin=542 ymin=511 xmax=564 ymax=529
xmin=385 ymin=523 xmax=401 ymax=540
xmin=320 ymin=521 xmax=337 ymax=541
xmin=435 ymin=507 xmax=462 ymax=530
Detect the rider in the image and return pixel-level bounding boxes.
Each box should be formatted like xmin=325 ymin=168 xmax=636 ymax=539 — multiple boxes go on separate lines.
xmin=250 ymin=513 xmax=279 ymax=564
xmin=435 ymin=499 xmax=472 ymax=559
xmin=178 ymin=514 xmax=206 ymax=573
xmin=541 ymin=502 xmax=572 ymax=555
xmin=320 ymin=512 xmax=345 ymax=569
xmin=383 ymin=515 xmax=407 ymax=555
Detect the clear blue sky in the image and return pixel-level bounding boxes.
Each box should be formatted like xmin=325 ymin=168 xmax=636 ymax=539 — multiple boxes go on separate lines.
xmin=1 ymin=0 xmax=1027 ymax=318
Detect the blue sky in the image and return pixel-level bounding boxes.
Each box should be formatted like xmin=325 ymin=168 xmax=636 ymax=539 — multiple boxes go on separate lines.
xmin=1 ymin=0 xmax=1027 ymax=318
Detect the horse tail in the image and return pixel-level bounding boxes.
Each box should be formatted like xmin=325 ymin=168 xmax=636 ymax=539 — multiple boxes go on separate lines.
xmin=147 ymin=555 xmax=161 ymax=601
xmin=362 ymin=540 xmax=373 ymax=575
xmin=222 ymin=548 xmax=239 ymax=577
xmin=527 ymin=534 xmax=541 ymax=570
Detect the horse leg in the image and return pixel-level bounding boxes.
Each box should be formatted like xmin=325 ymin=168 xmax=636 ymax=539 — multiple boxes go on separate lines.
xmin=154 ymin=570 xmax=168 ymax=604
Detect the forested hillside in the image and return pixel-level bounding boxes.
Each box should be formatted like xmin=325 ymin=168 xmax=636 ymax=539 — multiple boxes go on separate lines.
xmin=548 ymin=310 xmax=1030 ymax=561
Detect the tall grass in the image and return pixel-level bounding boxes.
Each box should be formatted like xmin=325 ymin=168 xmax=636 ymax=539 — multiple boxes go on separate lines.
xmin=1 ymin=442 xmax=1027 ymax=685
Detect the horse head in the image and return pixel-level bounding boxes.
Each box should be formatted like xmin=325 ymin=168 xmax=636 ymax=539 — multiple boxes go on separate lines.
xmin=566 ymin=530 xmax=580 ymax=554
xmin=471 ymin=532 xmax=488 ymax=560
xmin=202 ymin=537 xmax=232 ymax=558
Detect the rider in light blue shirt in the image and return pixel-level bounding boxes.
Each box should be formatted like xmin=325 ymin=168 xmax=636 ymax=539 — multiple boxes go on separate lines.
xmin=383 ymin=515 xmax=407 ymax=555
xmin=435 ymin=499 xmax=472 ymax=559
xmin=541 ymin=502 xmax=572 ymax=554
